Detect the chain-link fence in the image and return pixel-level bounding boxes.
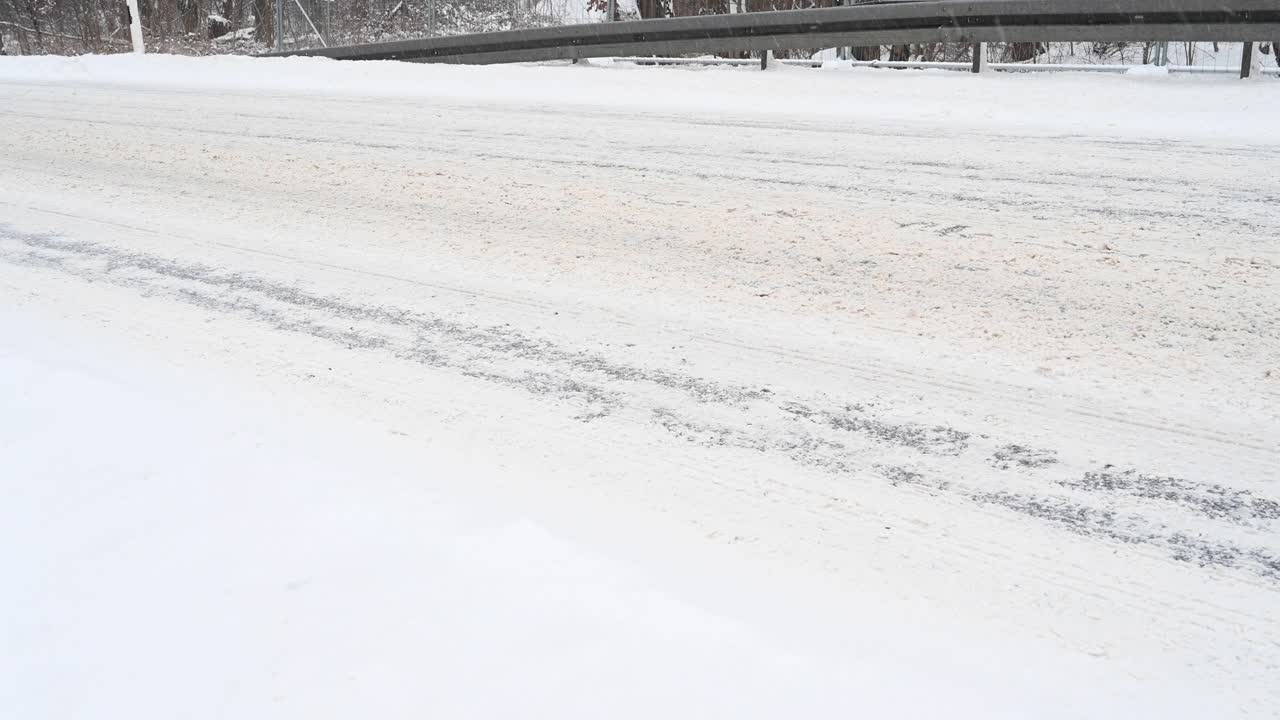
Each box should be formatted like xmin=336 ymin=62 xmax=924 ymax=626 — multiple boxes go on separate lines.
xmin=276 ymin=0 xmax=606 ymax=52
xmin=0 ymin=0 xmax=606 ymax=56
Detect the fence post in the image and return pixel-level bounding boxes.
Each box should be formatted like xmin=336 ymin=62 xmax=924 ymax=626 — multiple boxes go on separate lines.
xmin=761 ymin=50 xmax=773 ymax=70
xmin=1241 ymin=41 xmax=1254 ymax=78
xmin=971 ymin=42 xmax=986 ymax=73
xmin=607 ymin=0 xmax=616 ymax=21
xmin=274 ymin=0 xmax=284 ymax=50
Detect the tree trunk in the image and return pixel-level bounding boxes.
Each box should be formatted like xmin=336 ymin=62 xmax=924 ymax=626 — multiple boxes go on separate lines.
xmin=183 ymin=0 xmax=200 ymax=34
xmin=850 ymin=45 xmax=878 ymax=61
xmin=254 ymin=0 xmax=272 ymax=45
xmin=636 ymin=0 xmax=669 ymax=18
xmin=21 ymin=0 xmax=44 ymax=52
xmin=1008 ymin=42 xmax=1041 ymax=62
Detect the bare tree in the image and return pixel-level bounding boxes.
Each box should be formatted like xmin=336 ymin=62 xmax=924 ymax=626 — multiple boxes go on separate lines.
xmin=1 ymin=0 xmax=1255 ymax=68
xmin=253 ymin=0 xmax=271 ymax=45
xmin=850 ymin=45 xmax=878 ymax=61
xmin=1006 ymin=41 xmax=1043 ymax=62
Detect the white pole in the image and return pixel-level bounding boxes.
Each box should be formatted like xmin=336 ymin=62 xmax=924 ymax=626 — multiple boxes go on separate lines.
xmin=125 ymin=0 xmax=144 ymax=54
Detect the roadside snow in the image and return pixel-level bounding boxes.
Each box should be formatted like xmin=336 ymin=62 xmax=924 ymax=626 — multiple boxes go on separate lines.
xmin=0 ymin=310 xmax=1213 ymax=718
xmin=1 ymin=54 xmax=1277 ymax=717
xmin=0 ymin=53 xmax=1277 ymax=142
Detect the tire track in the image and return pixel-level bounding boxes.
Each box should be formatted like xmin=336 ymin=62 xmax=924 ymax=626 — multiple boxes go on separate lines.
xmin=4 ymin=224 xmax=1276 ymax=582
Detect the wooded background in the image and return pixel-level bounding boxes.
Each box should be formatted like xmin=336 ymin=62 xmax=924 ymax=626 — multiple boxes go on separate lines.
xmin=1 ymin=0 xmax=1256 ymax=66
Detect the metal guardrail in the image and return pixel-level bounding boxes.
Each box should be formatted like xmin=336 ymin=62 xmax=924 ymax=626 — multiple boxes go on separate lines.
xmin=261 ymin=0 xmax=1280 ymax=65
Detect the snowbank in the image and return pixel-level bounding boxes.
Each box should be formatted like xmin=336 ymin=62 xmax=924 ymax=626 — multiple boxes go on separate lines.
xmin=1 ymin=53 xmax=1277 ymax=142
xmin=0 ymin=304 xmax=1217 ymax=718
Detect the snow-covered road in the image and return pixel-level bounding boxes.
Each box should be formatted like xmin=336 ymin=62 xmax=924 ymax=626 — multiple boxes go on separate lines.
xmin=2 ymin=56 xmax=1278 ymax=716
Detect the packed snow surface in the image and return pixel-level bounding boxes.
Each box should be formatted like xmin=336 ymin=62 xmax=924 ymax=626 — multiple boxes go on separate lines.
xmin=1 ymin=54 xmax=1277 ymax=717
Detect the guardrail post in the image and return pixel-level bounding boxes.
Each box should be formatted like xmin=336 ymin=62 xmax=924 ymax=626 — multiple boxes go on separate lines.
xmin=971 ymin=42 xmax=986 ymax=73
xmin=761 ymin=50 xmax=772 ymax=70
xmin=607 ymin=0 xmax=615 ymax=21
xmin=1241 ymin=41 xmax=1254 ymax=78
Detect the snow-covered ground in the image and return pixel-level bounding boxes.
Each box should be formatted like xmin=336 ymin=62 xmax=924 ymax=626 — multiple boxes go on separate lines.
xmin=0 ymin=310 xmax=1211 ymax=719
xmin=1 ymin=55 xmax=1278 ymax=717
